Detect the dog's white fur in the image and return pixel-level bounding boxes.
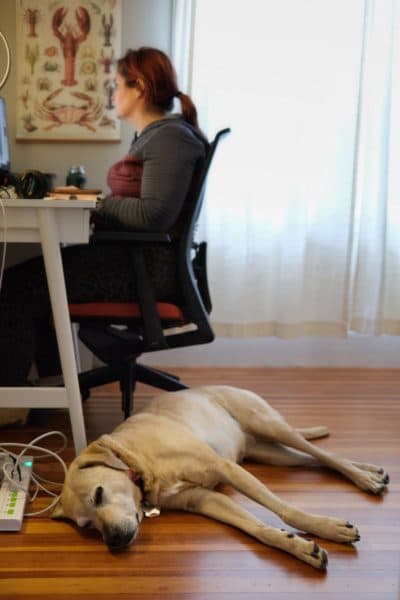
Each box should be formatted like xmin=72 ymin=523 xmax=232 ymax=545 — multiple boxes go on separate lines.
xmin=52 ymin=386 xmax=389 ymax=569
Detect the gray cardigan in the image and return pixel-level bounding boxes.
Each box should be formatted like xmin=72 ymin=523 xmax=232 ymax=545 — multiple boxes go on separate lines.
xmin=95 ymin=116 xmax=208 ymax=231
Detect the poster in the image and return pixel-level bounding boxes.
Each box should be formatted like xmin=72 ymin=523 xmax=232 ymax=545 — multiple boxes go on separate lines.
xmin=16 ymin=0 xmax=121 ymax=142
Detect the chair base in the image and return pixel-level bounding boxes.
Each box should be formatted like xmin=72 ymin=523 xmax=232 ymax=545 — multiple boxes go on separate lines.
xmin=78 ymin=362 xmax=188 ymax=417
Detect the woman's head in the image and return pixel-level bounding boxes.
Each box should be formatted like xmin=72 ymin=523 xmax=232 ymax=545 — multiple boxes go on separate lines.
xmin=115 ymin=47 xmax=198 ymax=128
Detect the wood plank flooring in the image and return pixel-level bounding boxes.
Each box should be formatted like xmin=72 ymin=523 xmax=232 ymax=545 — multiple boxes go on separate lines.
xmin=0 ymin=368 xmax=399 ymax=599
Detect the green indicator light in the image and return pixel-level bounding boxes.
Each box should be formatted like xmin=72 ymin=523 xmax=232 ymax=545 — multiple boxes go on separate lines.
xmin=24 ymin=461 xmax=33 ymax=467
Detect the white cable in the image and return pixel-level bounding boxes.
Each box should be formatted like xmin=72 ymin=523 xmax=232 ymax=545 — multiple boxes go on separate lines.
xmin=0 ymin=430 xmax=68 ymax=516
xmin=0 ymin=197 xmax=6 ymax=292
xmin=0 ymin=31 xmax=11 ymax=89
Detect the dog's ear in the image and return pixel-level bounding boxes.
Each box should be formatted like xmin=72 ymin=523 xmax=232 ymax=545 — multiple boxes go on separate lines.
xmin=51 ymin=498 xmax=66 ymax=520
xmin=97 ymin=434 xmax=156 ymax=494
xmin=75 ymin=440 xmax=129 ymax=471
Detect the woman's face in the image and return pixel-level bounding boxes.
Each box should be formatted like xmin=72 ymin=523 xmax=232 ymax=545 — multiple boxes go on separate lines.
xmin=112 ymin=72 xmax=140 ymax=121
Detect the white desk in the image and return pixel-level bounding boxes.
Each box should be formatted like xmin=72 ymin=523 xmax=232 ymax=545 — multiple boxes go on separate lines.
xmin=0 ymin=198 xmax=97 ymax=454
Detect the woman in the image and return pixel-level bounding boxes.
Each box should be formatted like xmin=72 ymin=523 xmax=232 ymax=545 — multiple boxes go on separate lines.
xmin=0 ymin=47 xmax=208 ymax=387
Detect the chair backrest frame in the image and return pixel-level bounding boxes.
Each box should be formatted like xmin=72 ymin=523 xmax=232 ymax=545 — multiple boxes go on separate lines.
xmin=166 ymin=128 xmax=231 ymax=346
xmin=182 ymin=128 xmax=231 ymax=251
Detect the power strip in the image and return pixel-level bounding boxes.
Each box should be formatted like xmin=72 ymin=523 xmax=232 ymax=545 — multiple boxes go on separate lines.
xmin=0 ymin=454 xmax=33 ymax=531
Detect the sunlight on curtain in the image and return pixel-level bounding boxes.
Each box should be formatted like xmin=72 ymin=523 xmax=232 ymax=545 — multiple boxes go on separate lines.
xmin=173 ymin=0 xmax=400 ymax=338
xmin=350 ymin=1 xmax=400 ymax=334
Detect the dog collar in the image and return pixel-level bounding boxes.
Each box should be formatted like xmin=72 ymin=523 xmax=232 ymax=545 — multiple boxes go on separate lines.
xmin=128 ymin=468 xmax=142 ymax=484
xmin=127 ymin=468 xmax=160 ymax=518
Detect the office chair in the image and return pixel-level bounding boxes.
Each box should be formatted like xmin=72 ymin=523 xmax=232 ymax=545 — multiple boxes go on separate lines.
xmin=69 ymin=128 xmax=230 ymax=418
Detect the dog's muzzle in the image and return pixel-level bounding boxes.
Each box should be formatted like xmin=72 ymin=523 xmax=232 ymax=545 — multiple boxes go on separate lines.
xmin=103 ymin=524 xmax=138 ymax=550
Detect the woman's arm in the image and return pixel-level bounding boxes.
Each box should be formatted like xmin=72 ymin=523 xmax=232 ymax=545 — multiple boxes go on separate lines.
xmin=95 ymin=124 xmax=205 ymax=231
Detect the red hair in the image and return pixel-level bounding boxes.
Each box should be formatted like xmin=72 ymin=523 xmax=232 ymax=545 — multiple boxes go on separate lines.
xmin=117 ymin=47 xmax=199 ymax=128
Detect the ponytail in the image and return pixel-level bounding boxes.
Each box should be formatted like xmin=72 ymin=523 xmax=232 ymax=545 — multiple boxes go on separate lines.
xmin=175 ymin=91 xmax=199 ymax=129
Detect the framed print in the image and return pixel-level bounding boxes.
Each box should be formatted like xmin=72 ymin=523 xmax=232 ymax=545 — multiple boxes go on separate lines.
xmin=16 ymin=0 xmax=121 ymax=142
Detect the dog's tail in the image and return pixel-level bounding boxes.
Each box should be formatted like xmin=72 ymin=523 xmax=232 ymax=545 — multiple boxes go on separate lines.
xmin=295 ymin=426 xmax=329 ymax=440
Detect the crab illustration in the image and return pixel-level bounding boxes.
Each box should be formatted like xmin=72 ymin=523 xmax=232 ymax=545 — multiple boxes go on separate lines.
xmin=35 ymin=88 xmax=102 ymax=131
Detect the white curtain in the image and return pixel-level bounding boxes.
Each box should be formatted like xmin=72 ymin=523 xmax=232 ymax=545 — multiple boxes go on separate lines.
xmin=172 ymin=0 xmax=400 ymax=338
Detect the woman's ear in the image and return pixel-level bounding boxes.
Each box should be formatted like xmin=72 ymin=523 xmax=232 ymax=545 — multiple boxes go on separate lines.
xmin=135 ymin=77 xmax=146 ymax=98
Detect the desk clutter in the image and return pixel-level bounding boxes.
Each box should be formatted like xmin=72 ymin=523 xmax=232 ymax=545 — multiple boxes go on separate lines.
xmin=0 ymin=168 xmax=53 ymax=199
xmin=0 ymin=169 xmax=102 ymax=201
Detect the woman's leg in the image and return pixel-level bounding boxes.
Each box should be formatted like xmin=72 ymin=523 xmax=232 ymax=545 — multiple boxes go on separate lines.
xmin=0 ymin=254 xmax=51 ymax=384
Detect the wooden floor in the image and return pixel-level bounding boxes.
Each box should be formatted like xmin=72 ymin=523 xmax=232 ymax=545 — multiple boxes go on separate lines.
xmin=0 ymin=368 xmax=399 ymax=599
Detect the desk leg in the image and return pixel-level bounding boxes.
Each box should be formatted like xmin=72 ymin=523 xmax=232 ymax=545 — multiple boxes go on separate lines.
xmin=38 ymin=208 xmax=87 ymax=454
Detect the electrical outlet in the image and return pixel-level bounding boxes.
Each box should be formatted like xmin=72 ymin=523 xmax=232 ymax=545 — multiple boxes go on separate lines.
xmin=0 ymin=455 xmax=33 ymax=531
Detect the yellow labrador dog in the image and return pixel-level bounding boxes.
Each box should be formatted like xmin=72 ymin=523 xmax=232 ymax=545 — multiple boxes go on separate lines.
xmin=52 ymin=386 xmax=389 ymax=570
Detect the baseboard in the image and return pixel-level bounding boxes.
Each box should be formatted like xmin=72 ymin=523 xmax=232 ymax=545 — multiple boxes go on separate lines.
xmin=139 ymin=334 xmax=400 ymax=367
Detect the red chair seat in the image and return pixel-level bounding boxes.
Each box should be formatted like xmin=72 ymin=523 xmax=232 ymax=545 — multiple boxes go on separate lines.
xmin=69 ymin=301 xmax=185 ymax=323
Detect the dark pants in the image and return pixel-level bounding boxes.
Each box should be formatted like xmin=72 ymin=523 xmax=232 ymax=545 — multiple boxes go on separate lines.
xmin=0 ymin=244 xmax=176 ymax=385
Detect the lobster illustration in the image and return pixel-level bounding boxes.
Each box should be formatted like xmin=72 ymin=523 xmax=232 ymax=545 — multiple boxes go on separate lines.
xmin=52 ymin=6 xmax=90 ymax=86
xmin=24 ymin=8 xmax=40 ymax=37
xmin=101 ymin=14 xmax=113 ymax=47
xmin=99 ymin=49 xmax=114 ymax=74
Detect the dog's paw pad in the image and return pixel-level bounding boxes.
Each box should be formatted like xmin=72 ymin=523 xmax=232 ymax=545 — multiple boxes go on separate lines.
xmin=308 ymin=542 xmax=328 ymax=570
xmin=340 ymin=522 xmax=360 ymax=543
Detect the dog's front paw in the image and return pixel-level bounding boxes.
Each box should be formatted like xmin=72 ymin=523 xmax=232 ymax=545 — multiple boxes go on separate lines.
xmin=304 ymin=540 xmax=328 ymax=571
xmin=295 ymin=537 xmax=328 ymax=570
xmin=311 ymin=542 xmax=328 ymax=571
xmin=326 ymin=520 xmax=360 ymax=544
xmin=299 ymin=517 xmax=360 ymax=544
xmin=278 ymin=531 xmax=329 ymax=570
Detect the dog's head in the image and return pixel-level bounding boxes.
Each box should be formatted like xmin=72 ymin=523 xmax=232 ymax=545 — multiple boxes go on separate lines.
xmin=52 ymin=435 xmax=145 ymax=550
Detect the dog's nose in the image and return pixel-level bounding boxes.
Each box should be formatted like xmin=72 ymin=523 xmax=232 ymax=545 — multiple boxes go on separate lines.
xmin=103 ymin=525 xmax=137 ymax=550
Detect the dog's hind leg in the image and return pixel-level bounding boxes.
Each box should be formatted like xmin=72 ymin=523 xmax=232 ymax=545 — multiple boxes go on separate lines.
xmin=244 ymin=435 xmax=383 ymax=476
xmin=245 ymin=439 xmax=318 ymax=467
xmin=220 ymin=389 xmax=389 ymax=493
xmin=228 ymin=398 xmax=389 ymax=495
xmin=163 ymin=487 xmax=328 ymax=571
xmin=247 ymin=416 xmax=389 ymax=495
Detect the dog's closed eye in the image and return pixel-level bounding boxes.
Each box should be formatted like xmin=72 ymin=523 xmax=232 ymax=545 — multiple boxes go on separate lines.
xmin=83 ymin=520 xmax=93 ymax=528
xmin=94 ymin=486 xmax=104 ymax=507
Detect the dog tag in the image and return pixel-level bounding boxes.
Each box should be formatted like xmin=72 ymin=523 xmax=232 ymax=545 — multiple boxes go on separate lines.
xmin=142 ymin=501 xmax=160 ymax=518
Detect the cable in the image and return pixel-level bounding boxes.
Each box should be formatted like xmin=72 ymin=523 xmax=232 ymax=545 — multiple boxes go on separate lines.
xmin=0 ymin=31 xmax=11 ymax=90
xmin=0 ymin=431 xmax=68 ymax=516
xmin=0 ymin=197 xmax=7 ymax=292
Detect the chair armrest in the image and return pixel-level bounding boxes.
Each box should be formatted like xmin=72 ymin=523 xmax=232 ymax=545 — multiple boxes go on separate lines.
xmin=90 ymin=231 xmax=171 ymax=245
